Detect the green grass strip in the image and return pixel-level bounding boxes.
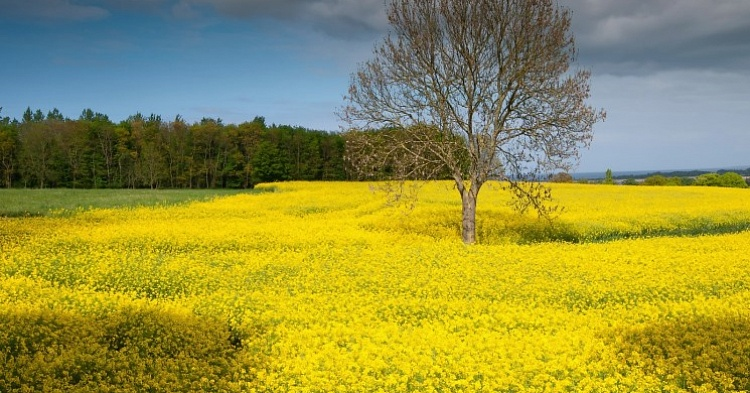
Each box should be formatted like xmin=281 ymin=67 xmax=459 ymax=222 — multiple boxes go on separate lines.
xmin=0 ymin=188 xmax=273 ymax=217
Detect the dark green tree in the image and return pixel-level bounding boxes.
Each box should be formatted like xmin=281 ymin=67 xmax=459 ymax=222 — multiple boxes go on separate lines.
xmin=191 ymin=118 xmax=224 ymax=188
xmin=643 ymin=175 xmax=668 ymax=186
xmin=161 ymin=115 xmax=193 ymax=188
xmin=79 ymin=109 xmax=116 ymax=188
xmin=18 ymin=121 xmax=60 ymax=188
xmin=718 ymin=172 xmax=748 ymax=188
xmin=604 ymin=169 xmax=614 ymax=185
xmin=252 ymin=140 xmax=287 ymax=183
xmin=233 ymin=119 xmax=265 ymax=188
xmin=697 ymin=172 xmax=748 ymax=188
xmin=55 ymin=118 xmax=90 ymax=188
xmin=46 ymin=108 xmax=65 ymax=121
xmin=0 ymin=109 xmax=18 ymax=188
xmin=4 ymin=107 xmax=349 ymax=189
xmin=320 ymin=133 xmax=347 ymax=180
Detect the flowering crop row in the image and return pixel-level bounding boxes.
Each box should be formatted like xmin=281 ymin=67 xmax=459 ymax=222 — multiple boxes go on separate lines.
xmin=1 ymin=182 xmax=749 ymax=392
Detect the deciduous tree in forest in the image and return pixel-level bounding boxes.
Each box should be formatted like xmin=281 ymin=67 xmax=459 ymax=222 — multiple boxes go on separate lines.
xmin=320 ymin=134 xmax=346 ymax=181
xmin=80 ymin=109 xmax=116 ymax=188
xmin=18 ymin=118 xmax=59 ymax=188
xmin=136 ymin=114 xmax=166 ymax=189
xmin=0 ymin=109 xmax=17 ymax=188
xmin=342 ymin=0 xmax=605 ymax=243
xmin=192 ymin=118 xmax=224 ymax=188
xmin=55 ymin=118 xmax=89 ymax=188
xmin=234 ymin=119 xmax=265 ymax=188
xmin=161 ymin=115 xmax=193 ymax=188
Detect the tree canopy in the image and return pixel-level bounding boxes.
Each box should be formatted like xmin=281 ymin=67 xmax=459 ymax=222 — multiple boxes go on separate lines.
xmin=342 ymin=0 xmax=605 ymax=243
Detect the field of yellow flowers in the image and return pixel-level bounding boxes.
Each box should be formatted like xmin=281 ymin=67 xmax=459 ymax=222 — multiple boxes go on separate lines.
xmin=1 ymin=182 xmax=749 ymax=392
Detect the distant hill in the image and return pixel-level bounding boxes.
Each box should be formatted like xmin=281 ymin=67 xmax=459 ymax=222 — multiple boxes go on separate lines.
xmin=574 ymin=166 xmax=750 ymax=180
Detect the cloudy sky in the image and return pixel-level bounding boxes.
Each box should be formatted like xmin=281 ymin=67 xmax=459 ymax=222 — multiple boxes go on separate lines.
xmin=1 ymin=0 xmax=749 ymax=173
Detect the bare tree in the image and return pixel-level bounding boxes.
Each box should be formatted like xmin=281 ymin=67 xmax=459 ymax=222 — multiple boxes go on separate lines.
xmin=342 ymin=0 xmax=605 ymax=244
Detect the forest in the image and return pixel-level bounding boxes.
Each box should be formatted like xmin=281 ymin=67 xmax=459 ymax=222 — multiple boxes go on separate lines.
xmin=0 ymin=107 xmax=347 ymax=189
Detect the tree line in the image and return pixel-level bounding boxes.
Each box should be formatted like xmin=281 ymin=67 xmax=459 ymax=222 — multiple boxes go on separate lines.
xmin=0 ymin=107 xmax=347 ymax=189
xmin=636 ymin=172 xmax=748 ymax=188
xmin=549 ymin=170 xmax=749 ymax=188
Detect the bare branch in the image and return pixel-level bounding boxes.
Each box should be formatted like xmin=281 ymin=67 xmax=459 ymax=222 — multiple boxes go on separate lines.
xmin=341 ymin=0 xmax=605 ymax=244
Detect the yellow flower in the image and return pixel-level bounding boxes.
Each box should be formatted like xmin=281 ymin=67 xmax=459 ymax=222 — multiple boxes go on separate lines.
xmin=1 ymin=181 xmax=750 ymax=391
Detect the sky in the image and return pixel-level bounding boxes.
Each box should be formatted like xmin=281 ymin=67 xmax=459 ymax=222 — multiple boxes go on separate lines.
xmin=1 ymin=0 xmax=749 ymax=173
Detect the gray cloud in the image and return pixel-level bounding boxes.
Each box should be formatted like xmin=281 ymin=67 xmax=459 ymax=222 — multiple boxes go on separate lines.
xmin=0 ymin=0 xmax=109 ymax=21
xmin=173 ymin=0 xmax=750 ymax=74
xmin=176 ymin=0 xmax=387 ymax=39
xmin=6 ymin=0 xmax=748 ymax=75
xmin=98 ymin=0 xmax=169 ymax=13
xmin=0 ymin=0 xmax=176 ymax=21
xmin=177 ymin=0 xmax=750 ymax=74
xmin=565 ymin=0 xmax=750 ymax=74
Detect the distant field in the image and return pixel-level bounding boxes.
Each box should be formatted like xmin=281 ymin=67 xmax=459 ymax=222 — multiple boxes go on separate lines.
xmin=1 ymin=182 xmax=749 ymax=392
xmin=0 ymin=188 xmax=267 ymax=217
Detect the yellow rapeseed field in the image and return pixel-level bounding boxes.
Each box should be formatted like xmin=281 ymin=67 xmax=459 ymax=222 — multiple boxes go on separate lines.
xmin=1 ymin=182 xmax=749 ymax=392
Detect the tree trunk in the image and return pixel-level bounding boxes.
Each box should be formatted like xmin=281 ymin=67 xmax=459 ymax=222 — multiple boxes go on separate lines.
xmin=461 ymin=188 xmax=478 ymax=244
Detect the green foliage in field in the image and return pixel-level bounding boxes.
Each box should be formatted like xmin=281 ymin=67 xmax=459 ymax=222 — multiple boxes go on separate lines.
xmin=0 ymin=280 xmax=262 ymax=392
xmin=642 ymin=174 xmax=671 ymax=186
xmin=639 ymin=172 xmax=748 ymax=188
xmin=695 ymin=172 xmax=748 ymax=188
xmin=612 ymin=314 xmax=750 ymax=391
